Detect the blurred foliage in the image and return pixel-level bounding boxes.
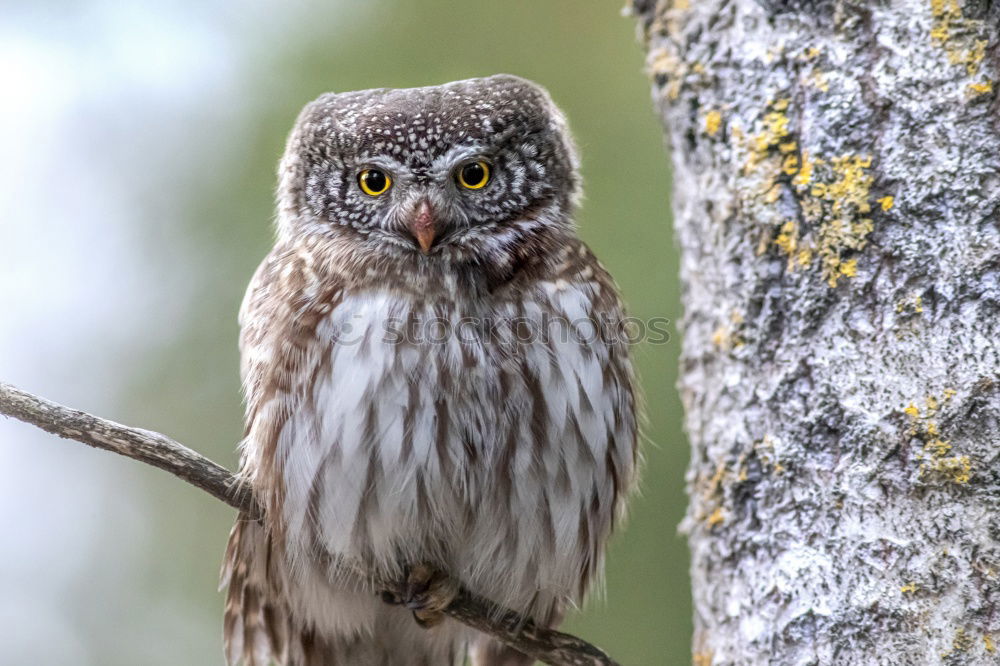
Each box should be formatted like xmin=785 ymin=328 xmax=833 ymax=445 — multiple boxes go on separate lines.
xmin=117 ymin=2 xmax=686 ymax=664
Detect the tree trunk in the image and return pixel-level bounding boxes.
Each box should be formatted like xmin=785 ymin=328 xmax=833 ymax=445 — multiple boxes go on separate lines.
xmin=631 ymin=1 xmax=1000 ymax=663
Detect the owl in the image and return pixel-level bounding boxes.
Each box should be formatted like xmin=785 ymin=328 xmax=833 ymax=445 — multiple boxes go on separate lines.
xmin=220 ymin=75 xmax=638 ymax=666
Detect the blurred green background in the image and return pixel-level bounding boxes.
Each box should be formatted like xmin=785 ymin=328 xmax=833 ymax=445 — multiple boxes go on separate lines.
xmin=1 ymin=1 xmax=685 ymax=664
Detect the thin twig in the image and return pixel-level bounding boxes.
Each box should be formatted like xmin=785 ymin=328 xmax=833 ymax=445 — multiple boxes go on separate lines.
xmin=0 ymin=381 xmax=620 ymax=666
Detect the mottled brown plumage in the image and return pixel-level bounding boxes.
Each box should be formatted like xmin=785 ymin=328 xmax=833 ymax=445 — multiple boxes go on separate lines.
xmin=221 ymin=75 xmax=638 ymax=665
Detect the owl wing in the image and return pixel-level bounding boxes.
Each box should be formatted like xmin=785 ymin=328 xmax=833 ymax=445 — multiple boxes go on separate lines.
xmin=222 ymin=244 xmax=345 ymax=666
xmin=236 ymin=243 xmax=346 ymax=493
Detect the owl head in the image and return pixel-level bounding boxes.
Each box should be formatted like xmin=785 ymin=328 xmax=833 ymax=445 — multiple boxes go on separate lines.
xmin=275 ymin=75 xmax=580 ymax=262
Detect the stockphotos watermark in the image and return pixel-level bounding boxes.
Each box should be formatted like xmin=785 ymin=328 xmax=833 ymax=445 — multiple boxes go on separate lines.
xmin=332 ymin=312 xmax=671 ymax=346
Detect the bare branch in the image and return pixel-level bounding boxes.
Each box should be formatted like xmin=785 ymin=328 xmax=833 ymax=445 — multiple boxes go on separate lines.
xmin=0 ymin=382 xmax=256 ymax=515
xmin=0 ymin=381 xmax=620 ymax=666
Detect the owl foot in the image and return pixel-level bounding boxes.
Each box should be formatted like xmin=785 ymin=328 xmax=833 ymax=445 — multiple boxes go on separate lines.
xmin=380 ymin=563 xmax=458 ymax=629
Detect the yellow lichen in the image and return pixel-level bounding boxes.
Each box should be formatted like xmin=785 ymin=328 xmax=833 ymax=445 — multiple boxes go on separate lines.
xmin=930 ymin=24 xmax=950 ymax=43
xmin=957 ymin=40 xmax=988 ymax=75
xmin=711 ymin=315 xmax=744 ymax=351
xmin=929 ymin=0 xmax=989 ymax=77
xmin=647 ymin=0 xmax=692 ymax=45
xmin=926 ymin=455 xmax=972 ymax=484
xmin=745 ymin=100 xmax=793 ymax=170
xmin=705 ymin=110 xmax=723 ymax=137
xmin=793 ymin=152 xmax=814 ymax=186
xmin=693 ymin=651 xmax=714 ymax=666
xmin=706 ymin=507 xmax=725 ymax=526
xmin=754 ymin=148 xmax=874 ymax=287
xmin=646 ymin=47 xmax=686 ymax=100
xmin=755 ymin=113 xmax=789 ymax=153
xmin=741 ymin=97 xmax=875 ymax=288
xmin=796 ymin=248 xmax=813 ymax=268
xmin=774 ymin=221 xmax=797 ymax=252
xmin=952 ymin=628 xmax=975 ymax=654
xmin=878 ymin=196 xmax=894 ymax=211
xmin=906 ymin=393 xmax=973 ymax=484
xmin=900 ymin=582 xmax=919 ymax=594
xmin=782 ymin=154 xmax=799 ymax=176
xmin=968 ymin=80 xmax=993 ymax=95
xmin=986 ymin=635 xmax=996 ymax=654
xmin=703 ymin=461 xmax=728 ymax=499
xmin=711 ymin=326 xmax=728 ymax=349
xmin=808 ymin=156 xmax=875 ymax=286
xmin=941 ymin=628 xmax=973 ymax=657
xmin=826 ymin=156 xmax=873 ymax=213
xmin=765 ymin=112 xmax=790 ymax=137
xmin=774 ymin=221 xmax=813 ymax=271
xmin=930 ymin=0 xmax=960 ymax=39
xmin=769 ymin=153 xmax=874 ymax=285
xmin=926 ymin=438 xmax=952 ymax=457
xmin=807 ymin=70 xmax=830 ymax=92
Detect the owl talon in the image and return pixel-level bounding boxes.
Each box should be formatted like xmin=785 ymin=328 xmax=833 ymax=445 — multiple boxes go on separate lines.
xmin=399 ymin=563 xmax=458 ymax=628
xmin=412 ymin=609 xmax=444 ymax=628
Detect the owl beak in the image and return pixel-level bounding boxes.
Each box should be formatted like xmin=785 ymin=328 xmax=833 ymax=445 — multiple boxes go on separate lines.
xmin=408 ymin=200 xmax=436 ymax=254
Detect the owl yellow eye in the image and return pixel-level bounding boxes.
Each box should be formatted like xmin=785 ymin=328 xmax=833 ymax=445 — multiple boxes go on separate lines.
xmin=457 ymin=161 xmax=491 ymax=190
xmin=358 ymin=168 xmax=392 ymax=196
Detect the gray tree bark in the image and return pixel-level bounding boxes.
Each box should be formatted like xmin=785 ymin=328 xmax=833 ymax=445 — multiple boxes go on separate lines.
xmin=631 ymin=1 xmax=1000 ymax=664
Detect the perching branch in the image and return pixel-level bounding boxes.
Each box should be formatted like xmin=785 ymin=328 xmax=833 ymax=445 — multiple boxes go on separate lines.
xmin=0 ymin=382 xmax=257 ymax=516
xmin=0 ymin=381 xmax=619 ymax=666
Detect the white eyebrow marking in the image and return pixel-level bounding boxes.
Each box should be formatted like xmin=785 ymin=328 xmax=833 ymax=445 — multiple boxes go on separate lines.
xmin=428 ymin=144 xmax=487 ymax=177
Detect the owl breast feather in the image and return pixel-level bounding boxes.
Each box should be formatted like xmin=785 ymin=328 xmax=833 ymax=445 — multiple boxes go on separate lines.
xmin=268 ymin=276 xmax=634 ymax=617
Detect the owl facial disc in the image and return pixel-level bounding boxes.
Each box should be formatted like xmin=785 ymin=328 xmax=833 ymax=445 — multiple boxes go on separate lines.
xmin=276 ymin=74 xmax=582 ymax=262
